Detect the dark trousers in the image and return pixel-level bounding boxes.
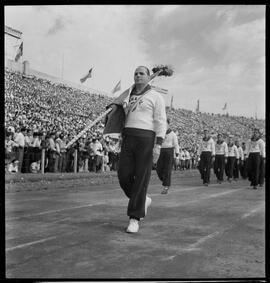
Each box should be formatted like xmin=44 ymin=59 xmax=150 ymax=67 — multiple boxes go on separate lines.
xmin=185 ymin=159 xmax=190 ymax=169
xmin=108 ymin=152 xmax=119 ymax=171
xmin=15 ymin=146 xmax=24 ymax=173
xmin=200 ymin=151 xmax=212 ymax=184
xmin=48 ymin=150 xmax=56 ymax=172
xmin=214 ymin=154 xmax=225 ymax=181
xmin=259 ymin=156 xmax=265 ymax=186
xmin=156 ymin=148 xmax=174 ymax=187
xmin=118 ymin=134 xmax=155 ymax=220
xmin=248 ymin=152 xmax=261 ymax=186
xmin=240 ymin=159 xmax=248 ymax=179
xmin=225 ymin=157 xmax=236 ymax=179
xmin=92 ymin=155 xmax=102 ymax=172
xmin=58 ymin=152 xmax=67 ymax=172
xmin=233 ymin=159 xmax=241 ymax=179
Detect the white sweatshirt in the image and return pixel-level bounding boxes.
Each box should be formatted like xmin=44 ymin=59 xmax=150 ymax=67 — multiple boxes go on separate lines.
xmin=161 ymin=131 xmax=180 ymax=155
xmin=246 ymin=138 xmax=265 ymax=158
xmin=215 ymin=141 xmax=228 ymax=157
xmin=198 ymin=137 xmax=215 ymax=156
xmin=228 ymin=144 xmax=239 ymax=158
xmin=124 ymin=89 xmax=167 ymax=139
xmin=237 ymin=146 xmax=244 ymax=161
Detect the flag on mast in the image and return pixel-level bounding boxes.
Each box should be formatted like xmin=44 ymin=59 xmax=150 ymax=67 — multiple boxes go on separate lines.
xmin=111 ymin=80 xmax=121 ymax=94
xmin=170 ymin=95 xmax=174 ymax=109
xmin=80 ymin=67 xmax=93 ymax=83
xmin=196 ymin=99 xmax=200 ymax=112
xmin=222 ymin=103 xmax=227 ymax=110
xmin=15 ymin=42 xmax=23 ymax=62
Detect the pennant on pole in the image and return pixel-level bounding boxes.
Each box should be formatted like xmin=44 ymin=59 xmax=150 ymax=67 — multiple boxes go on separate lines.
xmin=15 ymin=42 xmax=23 ymax=62
xmin=111 ymin=80 xmax=121 ymax=94
xmin=170 ymin=95 xmax=174 ymax=110
xmin=80 ymin=68 xmax=93 ymax=83
xmin=196 ymin=99 xmax=200 ymax=112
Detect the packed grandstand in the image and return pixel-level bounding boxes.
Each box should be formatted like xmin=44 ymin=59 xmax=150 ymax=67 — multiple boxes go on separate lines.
xmin=5 ymin=67 xmax=265 ymax=174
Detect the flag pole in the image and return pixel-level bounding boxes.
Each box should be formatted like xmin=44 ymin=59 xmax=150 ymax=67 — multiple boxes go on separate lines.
xmin=61 ymin=53 xmax=64 ymax=80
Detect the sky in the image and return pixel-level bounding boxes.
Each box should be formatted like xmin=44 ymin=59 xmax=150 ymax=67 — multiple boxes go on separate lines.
xmin=5 ymin=5 xmax=265 ymax=119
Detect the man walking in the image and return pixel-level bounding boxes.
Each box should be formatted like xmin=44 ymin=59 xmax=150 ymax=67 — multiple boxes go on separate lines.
xmin=156 ymin=118 xmax=180 ymax=194
xmin=214 ymin=133 xmax=228 ymax=184
xmin=198 ymin=129 xmax=215 ymax=186
xmin=104 ymin=66 xmax=167 ymax=233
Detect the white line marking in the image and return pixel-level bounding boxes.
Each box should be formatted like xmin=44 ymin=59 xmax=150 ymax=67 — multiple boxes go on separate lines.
xmin=161 ymin=202 xmax=264 ymax=261
xmin=6 ymin=187 xmax=245 ymax=221
xmin=6 ymin=203 xmax=99 ymax=220
xmin=242 ymin=205 xmax=264 ymax=219
xmin=186 ymin=189 xmax=241 ymax=204
xmin=6 ymin=236 xmax=57 ymax=252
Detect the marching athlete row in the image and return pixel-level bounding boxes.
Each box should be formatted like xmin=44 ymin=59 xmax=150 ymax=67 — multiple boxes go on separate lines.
xmin=197 ymin=128 xmax=265 ymax=189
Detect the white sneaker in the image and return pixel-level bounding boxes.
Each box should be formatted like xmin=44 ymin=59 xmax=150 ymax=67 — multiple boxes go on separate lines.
xmin=161 ymin=187 xmax=169 ymax=194
xmin=126 ymin=218 xmax=139 ymax=233
xmin=145 ymin=195 xmax=152 ymax=216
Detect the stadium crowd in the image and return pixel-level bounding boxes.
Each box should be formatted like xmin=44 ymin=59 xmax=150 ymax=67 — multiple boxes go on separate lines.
xmin=5 ymin=68 xmax=265 ymax=181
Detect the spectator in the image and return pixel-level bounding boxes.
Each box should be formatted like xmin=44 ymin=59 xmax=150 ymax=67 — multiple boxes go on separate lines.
xmin=184 ymin=148 xmax=191 ymax=170
xmin=47 ymin=132 xmax=57 ymax=172
xmin=91 ymin=137 xmax=103 ymax=173
xmin=58 ymin=133 xmax=67 ymax=172
xmin=13 ymin=126 xmax=27 ymax=173
xmin=5 ymin=132 xmax=18 ymax=173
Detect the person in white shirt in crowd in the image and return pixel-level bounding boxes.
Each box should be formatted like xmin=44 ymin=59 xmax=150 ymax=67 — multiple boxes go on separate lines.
xmin=214 ymin=133 xmax=228 ymax=184
xmin=240 ymin=142 xmax=248 ymax=179
xmin=246 ymin=128 xmax=265 ymax=189
xmin=103 ymin=152 xmax=110 ymax=172
xmin=13 ymin=126 xmax=27 ymax=173
xmin=57 ymin=133 xmax=67 ymax=173
xmin=54 ymin=133 xmax=62 ymax=173
xmin=105 ymin=66 xmax=166 ymax=233
xmin=22 ymin=129 xmax=34 ymax=173
xmin=91 ymin=136 xmax=103 ymax=173
xmin=184 ymin=148 xmax=191 ymax=170
xmin=233 ymin=139 xmax=244 ymax=181
xmin=156 ymin=118 xmax=180 ymax=194
xmin=47 ymin=132 xmax=57 ymax=172
xmin=198 ymin=129 xmax=215 ymax=186
xmin=28 ymin=132 xmax=41 ymax=173
xmin=225 ymin=135 xmax=239 ymax=183
xmin=190 ymin=150 xmax=195 ymax=169
xmin=29 ymin=132 xmax=42 ymax=172
xmin=107 ymin=138 xmax=119 ymax=171
xmin=179 ymin=148 xmax=185 ymax=170
xmin=173 ymin=150 xmax=180 ymax=170
xmin=5 ymin=131 xmax=18 ymax=173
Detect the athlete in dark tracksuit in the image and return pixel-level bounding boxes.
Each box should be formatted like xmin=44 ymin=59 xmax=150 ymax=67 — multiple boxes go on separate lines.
xmin=246 ymin=128 xmax=265 ymax=189
xmin=198 ymin=129 xmax=215 ymax=186
xmin=156 ymin=118 xmax=180 ymax=194
xmin=104 ymin=66 xmax=167 ymax=233
xmin=214 ymin=133 xmax=228 ymax=184
xmin=225 ymin=136 xmax=239 ymax=183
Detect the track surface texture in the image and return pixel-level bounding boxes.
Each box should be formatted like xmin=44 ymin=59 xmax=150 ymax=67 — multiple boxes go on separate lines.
xmin=5 ymin=170 xmax=265 ymax=279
